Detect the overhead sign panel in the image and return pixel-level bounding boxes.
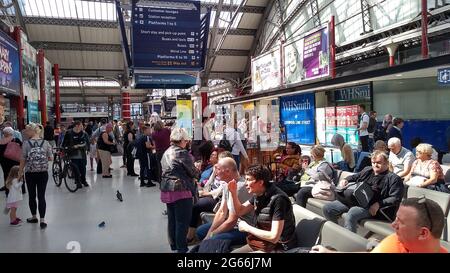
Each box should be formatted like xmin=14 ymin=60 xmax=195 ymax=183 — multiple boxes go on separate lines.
xmin=132 ymin=0 xmax=203 ymax=70
xmin=134 ymin=73 xmax=197 ymax=89
xmin=438 ymin=68 xmax=450 ymax=85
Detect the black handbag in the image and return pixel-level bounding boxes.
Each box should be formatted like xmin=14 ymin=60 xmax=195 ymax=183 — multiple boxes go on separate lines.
xmin=109 ymin=144 xmax=118 ymax=154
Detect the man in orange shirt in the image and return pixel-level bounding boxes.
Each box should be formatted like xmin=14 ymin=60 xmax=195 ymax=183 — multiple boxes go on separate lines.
xmin=312 ymin=197 xmax=448 ymax=253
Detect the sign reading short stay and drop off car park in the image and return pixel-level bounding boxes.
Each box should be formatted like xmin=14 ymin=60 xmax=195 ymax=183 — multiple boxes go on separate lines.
xmin=132 ymin=0 xmax=202 ymax=70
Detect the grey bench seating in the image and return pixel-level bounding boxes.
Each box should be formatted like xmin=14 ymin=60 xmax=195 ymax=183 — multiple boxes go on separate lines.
xmin=306 ymin=169 xmax=450 ymax=242
xmin=293 ymin=204 xmax=369 ymax=252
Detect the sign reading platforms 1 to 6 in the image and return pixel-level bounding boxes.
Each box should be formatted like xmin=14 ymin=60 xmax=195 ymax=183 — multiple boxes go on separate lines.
xmin=132 ymin=0 xmax=202 ymax=70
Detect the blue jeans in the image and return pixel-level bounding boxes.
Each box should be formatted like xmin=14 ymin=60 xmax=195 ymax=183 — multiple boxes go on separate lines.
xmin=323 ymin=200 xmax=371 ymax=232
xmin=233 ymin=154 xmax=240 ymax=169
xmin=71 ymin=158 xmax=87 ymax=184
xmin=368 ymin=137 xmax=374 ymax=152
xmin=196 ymin=222 xmax=247 ymax=246
xmin=167 ymin=198 xmax=193 ymax=253
xmin=336 ymin=161 xmax=352 ymax=172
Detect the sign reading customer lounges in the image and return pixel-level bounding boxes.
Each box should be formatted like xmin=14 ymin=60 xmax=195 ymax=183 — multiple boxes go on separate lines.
xmin=280 ymin=93 xmax=316 ymax=145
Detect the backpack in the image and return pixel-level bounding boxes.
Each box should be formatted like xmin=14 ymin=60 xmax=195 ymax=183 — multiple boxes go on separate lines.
xmin=26 ymin=140 xmax=48 ymax=173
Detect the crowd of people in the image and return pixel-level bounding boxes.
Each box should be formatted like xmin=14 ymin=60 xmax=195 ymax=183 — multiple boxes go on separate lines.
xmin=0 ymin=109 xmax=449 ymax=254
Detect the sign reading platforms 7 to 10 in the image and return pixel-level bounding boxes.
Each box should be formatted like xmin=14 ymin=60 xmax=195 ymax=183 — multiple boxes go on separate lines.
xmin=132 ymin=0 xmax=202 ymax=70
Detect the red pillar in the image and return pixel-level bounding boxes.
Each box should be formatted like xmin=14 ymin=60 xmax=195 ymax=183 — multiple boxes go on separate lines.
xmin=421 ymin=0 xmax=429 ymax=59
xmin=12 ymin=27 xmax=25 ymax=130
xmin=389 ymin=56 xmax=395 ymax=67
xmin=53 ymin=64 xmax=61 ymax=124
xmin=37 ymin=49 xmax=47 ymax=124
xmin=201 ymin=92 xmax=208 ymax=114
xmin=122 ymin=91 xmax=131 ymax=121
xmin=329 ymin=16 xmax=336 ymax=79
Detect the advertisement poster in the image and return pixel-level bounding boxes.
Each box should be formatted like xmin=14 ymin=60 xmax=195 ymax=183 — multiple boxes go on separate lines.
xmin=0 ymin=31 xmax=20 ymax=96
xmin=22 ymin=40 xmax=39 ymax=102
xmin=284 ymin=26 xmax=329 ymax=85
xmin=252 ymin=46 xmax=281 ymax=93
xmin=316 ymin=108 xmax=326 ymax=145
xmin=332 ymin=105 xmax=359 ymax=148
xmin=258 ymin=100 xmax=280 ymax=151
xmin=44 ymin=58 xmax=53 ymax=118
xmin=0 ymin=95 xmax=5 ymax=122
xmin=303 ymin=26 xmax=329 ymax=80
xmin=284 ymin=38 xmax=305 ymax=84
xmin=176 ymin=94 xmax=192 ymax=137
xmin=280 ymin=93 xmax=315 ymax=145
xmin=325 ymin=106 xmax=336 ymax=146
xmin=27 ymin=101 xmax=40 ymax=124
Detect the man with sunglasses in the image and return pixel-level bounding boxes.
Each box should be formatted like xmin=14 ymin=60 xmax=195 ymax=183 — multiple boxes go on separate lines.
xmin=312 ymin=197 xmax=448 ymax=253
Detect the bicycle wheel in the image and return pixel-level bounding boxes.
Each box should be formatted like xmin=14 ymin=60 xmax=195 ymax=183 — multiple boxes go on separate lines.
xmin=63 ymin=163 xmax=80 ymax=193
xmin=52 ymin=156 xmax=63 ymax=187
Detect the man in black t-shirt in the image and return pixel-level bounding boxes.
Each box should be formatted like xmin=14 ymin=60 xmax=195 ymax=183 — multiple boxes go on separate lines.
xmin=62 ymin=120 xmax=90 ymax=188
xmin=228 ymin=164 xmax=297 ymax=253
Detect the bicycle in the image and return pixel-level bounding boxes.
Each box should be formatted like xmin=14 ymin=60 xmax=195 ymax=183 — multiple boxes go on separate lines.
xmin=52 ymin=147 xmax=81 ymax=193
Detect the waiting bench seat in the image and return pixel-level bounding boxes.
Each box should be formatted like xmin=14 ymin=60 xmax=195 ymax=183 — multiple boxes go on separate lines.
xmin=305 ymin=177 xmax=450 ymax=242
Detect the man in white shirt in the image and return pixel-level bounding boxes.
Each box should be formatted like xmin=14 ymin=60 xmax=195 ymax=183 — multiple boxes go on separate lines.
xmin=357 ymin=104 xmax=370 ymax=152
xmin=196 ymin=157 xmax=253 ymax=246
xmin=223 ymin=125 xmax=249 ymax=168
xmin=388 ymin=137 xmax=415 ymax=179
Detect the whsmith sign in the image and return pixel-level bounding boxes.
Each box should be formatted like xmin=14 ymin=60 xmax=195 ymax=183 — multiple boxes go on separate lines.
xmin=333 ymin=84 xmax=371 ymax=102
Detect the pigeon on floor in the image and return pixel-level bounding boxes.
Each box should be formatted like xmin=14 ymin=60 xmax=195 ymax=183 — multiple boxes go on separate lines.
xmin=98 ymin=221 xmax=105 ymax=228
xmin=116 ymin=190 xmax=123 ymax=202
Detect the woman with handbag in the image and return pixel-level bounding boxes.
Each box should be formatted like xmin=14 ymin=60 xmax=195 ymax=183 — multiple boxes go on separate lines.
xmin=294 ymin=145 xmax=336 ymax=207
xmin=0 ymin=127 xmax=23 ymax=193
xmin=160 ymin=128 xmax=199 ymax=253
xmin=97 ymin=124 xmax=114 ymax=178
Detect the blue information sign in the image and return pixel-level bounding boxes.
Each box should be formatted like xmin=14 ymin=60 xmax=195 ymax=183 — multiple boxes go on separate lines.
xmin=438 ymin=68 xmax=450 ymax=85
xmin=134 ymin=73 xmax=197 ymax=89
xmin=132 ymin=0 xmax=203 ymax=70
xmin=280 ymin=93 xmax=316 ymax=145
xmin=0 ymin=30 xmax=20 ymax=96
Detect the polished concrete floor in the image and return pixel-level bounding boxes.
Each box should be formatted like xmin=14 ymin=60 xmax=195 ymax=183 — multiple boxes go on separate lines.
xmin=0 ymin=157 xmax=171 ymax=253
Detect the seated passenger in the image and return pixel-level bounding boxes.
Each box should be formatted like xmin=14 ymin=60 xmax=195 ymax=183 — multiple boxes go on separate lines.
xmin=355 ymin=140 xmax=388 ymax=172
xmin=271 ymin=142 xmax=301 ymax=179
xmin=323 ymin=150 xmax=404 ymax=232
xmin=404 ymin=143 xmax=449 ymax=193
xmin=277 ymin=146 xmax=330 ymax=197
xmin=195 ymin=157 xmax=253 ymax=247
xmin=198 ymin=150 xmax=219 ymax=186
xmin=331 ymin=133 xmax=355 ymax=172
xmin=313 ymin=197 xmax=448 ymax=253
xmin=229 ymin=165 xmax=297 ymax=253
xmin=410 ymin=137 xmax=438 ymax=161
xmin=387 ymin=137 xmax=415 ymax=179
xmin=294 ymin=147 xmax=335 ymax=208
xmin=387 ymin=117 xmax=404 ymax=143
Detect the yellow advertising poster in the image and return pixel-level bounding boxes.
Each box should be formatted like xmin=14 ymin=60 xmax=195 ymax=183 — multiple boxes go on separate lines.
xmin=176 ymin=95 xmax=193 ymax=138
xmin=243 ymin=102 xmax=254 ymax=111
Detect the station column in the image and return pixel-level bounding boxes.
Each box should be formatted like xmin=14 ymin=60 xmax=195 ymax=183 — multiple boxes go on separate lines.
xmin=121 ymin=91 xmax=131 ymax=121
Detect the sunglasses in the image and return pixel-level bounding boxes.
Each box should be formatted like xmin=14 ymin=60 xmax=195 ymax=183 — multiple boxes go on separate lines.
xmin=418 ymin=195 xmax=433 ymax=232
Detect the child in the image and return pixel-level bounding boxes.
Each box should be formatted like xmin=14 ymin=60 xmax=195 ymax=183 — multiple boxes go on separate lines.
xmin=4 ymin=166 xmax=23 ymax=226
xmin=89 ymin=138 xmax=97 ymax=171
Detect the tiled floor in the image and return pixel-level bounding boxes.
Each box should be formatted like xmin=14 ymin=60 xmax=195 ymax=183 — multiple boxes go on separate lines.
xmin=0 ymin=157 xmax=171 ymax=253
